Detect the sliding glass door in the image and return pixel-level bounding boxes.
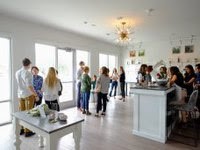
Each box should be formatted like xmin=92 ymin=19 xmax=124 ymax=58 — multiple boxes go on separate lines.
xmin=0 ymin=37 xmax=11 ymax=125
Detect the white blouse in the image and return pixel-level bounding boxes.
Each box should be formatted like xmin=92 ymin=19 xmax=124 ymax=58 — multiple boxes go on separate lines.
xmin=42 ymin=79 xmax=61 ymax=101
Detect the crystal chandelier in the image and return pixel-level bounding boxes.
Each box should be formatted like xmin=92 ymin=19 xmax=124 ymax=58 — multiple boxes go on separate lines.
xmin=116 ymin=21 xmax=132 ymax=44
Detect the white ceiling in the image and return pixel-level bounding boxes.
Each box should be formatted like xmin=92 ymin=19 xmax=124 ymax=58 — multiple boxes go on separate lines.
xmin=0 ymin=0 xmax=199 ymax=45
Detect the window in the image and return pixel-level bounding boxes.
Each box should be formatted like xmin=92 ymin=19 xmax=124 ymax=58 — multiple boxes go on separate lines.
xmin=0 ymin=37 xmax=11 ymax=125
xmin=76 ymin=50 xmax=89 ymax=69
xmin=35 ymin=43 xmax=56 ymax=77
xmin=99 ymin=53 xmax=118 ymax=74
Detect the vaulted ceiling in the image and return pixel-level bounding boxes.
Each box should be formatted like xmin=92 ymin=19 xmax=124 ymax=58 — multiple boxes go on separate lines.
xmin=0 ymin=0 xmax=199 ymax=44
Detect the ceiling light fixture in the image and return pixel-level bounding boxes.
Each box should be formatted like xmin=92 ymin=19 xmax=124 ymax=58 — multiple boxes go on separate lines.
xmin=115 ymin=21 xmax=133 ymax=44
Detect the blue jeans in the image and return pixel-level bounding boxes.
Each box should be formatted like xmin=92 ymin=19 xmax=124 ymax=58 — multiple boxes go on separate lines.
xmin=82 ymin=91 xmax=90 ymax=110
xmin=109 ymin=81 xmax=118 ymax=97
xmin=77 ymin=81 xmax=82 ymax=108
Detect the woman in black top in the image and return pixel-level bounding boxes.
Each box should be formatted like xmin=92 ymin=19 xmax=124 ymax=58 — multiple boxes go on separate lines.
xmin=184 ymin=65 xmax=196 ymax=97
xmin=119 ymin=66 xmax=126 ymax=101
xmin=169 ymin=66 xmax=184 ymax=87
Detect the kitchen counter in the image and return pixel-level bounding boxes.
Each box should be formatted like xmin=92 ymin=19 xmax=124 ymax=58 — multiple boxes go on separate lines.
xmin=130 ymin=86 xmax=175 ymax=143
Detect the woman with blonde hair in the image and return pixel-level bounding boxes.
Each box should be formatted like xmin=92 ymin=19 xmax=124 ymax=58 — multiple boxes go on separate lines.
xmin=42 ymin=67 xmax=61 ymax=111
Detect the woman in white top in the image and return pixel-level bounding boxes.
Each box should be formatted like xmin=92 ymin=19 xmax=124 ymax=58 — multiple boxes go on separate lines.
xmin=109 ymin=68 xmax=119 ymax=99
xmin=42 ymin=67 xmax=61 ymax=111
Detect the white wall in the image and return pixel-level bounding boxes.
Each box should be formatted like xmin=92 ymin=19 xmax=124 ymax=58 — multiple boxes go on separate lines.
xmin=0 ymin=14 xmax=121 ymax=112
xmin=121 ymin=39 xmax=200 ymax=70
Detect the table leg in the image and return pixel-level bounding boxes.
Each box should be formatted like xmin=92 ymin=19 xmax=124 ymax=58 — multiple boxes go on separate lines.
xmin=46 ymin=135 xmax=57 ymax=150
xmin=73 ymin=124 xmax=82 ymax=150
xmin=38 ymin=135 xmax=44 ymax=147
xmin=13 ymin=117 xmax=22 ymax=150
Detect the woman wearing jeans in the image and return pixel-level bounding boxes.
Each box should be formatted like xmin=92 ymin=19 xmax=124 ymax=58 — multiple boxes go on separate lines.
xmin=81 ymin=66 xmax=92 ymax=115
xmin=109 ymin=68 xmax=119 ymax=99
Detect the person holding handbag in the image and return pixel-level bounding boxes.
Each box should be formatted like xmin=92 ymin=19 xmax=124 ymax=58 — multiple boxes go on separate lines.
xmin=95 ymin=67 xmax=110 ymax=117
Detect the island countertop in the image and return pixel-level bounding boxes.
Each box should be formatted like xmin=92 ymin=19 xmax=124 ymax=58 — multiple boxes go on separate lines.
xmin=130 ymin=85 xmax=175 ymax=96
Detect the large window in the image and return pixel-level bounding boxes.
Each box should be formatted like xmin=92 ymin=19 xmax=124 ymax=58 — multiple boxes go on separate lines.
xmin=35 ymin=43 xmax=56 ymax=77
xmin=0 ymin=37 xmax=11 ymax=125
xmin=99 ymin=53 xmax=118 ymax=74
xmin=76 ymin=50 xmax=89 ymax=69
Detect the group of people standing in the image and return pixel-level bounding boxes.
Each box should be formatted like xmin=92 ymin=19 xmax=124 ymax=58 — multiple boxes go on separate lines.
xmin=15 ymin=58 xmax=62 ymax=137
xmin=76 ymin=61 xmax=126 ymax=117
xmin=15 ymin=57 xmax=126 ymax=136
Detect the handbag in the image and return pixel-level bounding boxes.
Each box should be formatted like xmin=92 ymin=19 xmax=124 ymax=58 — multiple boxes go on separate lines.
xmin=95 ymin=76 xmax=101 ymax=93
xmin=95 ymin=83 xmax=101 ymax=93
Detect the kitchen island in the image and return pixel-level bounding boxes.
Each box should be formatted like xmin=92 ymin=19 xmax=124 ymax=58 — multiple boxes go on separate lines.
xmin=130 ymin=85 xmax=176 ymax=143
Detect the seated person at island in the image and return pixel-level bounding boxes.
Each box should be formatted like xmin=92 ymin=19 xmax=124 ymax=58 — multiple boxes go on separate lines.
xmin=137 ymin=64 xmax=147 ymax=83
xmin=145 ymin=65 xmax=153 ymax=83
xmin=183 ymin=65 xmax=196 ymax=101
xmin=168 ymin=66 xmax=184 ymax=88
xmin=157 ymin=66 xmax=167 ymax=79
xmin=169 ymin=66 xmax=190 ymax=125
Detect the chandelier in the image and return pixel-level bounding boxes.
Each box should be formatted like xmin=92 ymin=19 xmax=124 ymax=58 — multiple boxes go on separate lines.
xmin=116 ymin=21 xmax=133 ymax=44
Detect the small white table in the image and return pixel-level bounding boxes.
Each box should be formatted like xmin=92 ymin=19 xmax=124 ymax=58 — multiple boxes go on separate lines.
xmin=13 ymin=111 xmax=84 ymax=150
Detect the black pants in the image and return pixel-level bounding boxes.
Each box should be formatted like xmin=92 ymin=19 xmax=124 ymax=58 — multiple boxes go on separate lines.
xmin=120 ymin=82 xmax=125 ymax=98
xmin=96 ymin=92 xmax=107 ymax=113
xmin=35 ymin=96 xmax=42 ymax=106
xmin=45 ymin=99 xmax=60 ymax=111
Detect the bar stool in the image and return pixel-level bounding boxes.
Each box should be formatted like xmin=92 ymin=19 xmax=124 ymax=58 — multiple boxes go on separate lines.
xmin=168 ymin=90 xmax=200 ymax=147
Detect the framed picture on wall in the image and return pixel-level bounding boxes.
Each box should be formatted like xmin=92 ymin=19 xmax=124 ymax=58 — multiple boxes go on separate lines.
xmin=138 ymin=49 xmax=145 ymax=57
xmin=129 ymin=50 xmax=136 ymax=57
xmin=185 ymin=45 xmax=194 ymax=53
xmin=172 ymin=46 xmax=181 ymax=54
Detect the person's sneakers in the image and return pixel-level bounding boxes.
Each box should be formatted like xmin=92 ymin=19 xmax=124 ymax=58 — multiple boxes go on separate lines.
xmin=101 ymin=112 xmax=106 ymax=116
xmin=95 ymin=113 xmax=99 ymax=117
xmin=86 ymin=111 xmax=92 ymax=115
xmin=20 ymin=129 xmax=24 ymax=135
xmin=82 ymin=110 xmax=86 ymax=114
xmin=25 ymin=131 xmax=35 ymax=137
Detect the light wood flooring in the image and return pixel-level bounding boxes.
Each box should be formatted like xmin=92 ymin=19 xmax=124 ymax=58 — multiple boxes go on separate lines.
xmin=0 ymin=96 xmax=199 ymax=150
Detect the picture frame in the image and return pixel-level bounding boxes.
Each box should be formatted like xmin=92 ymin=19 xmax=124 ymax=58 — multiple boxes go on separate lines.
xmin=138 ymin=49 xmax=145 ymax=57
xmin=185 ymin=45 xmax=194 ymax=53
xmin=172 ymin=46 xmax=181 ymax=54
xmin=129 ymin=50 xmax=136 ymax=57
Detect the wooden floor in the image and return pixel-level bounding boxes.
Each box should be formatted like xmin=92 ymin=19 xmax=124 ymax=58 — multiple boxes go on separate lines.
xmin=0 ymin=96 xmax=199 ymax=150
